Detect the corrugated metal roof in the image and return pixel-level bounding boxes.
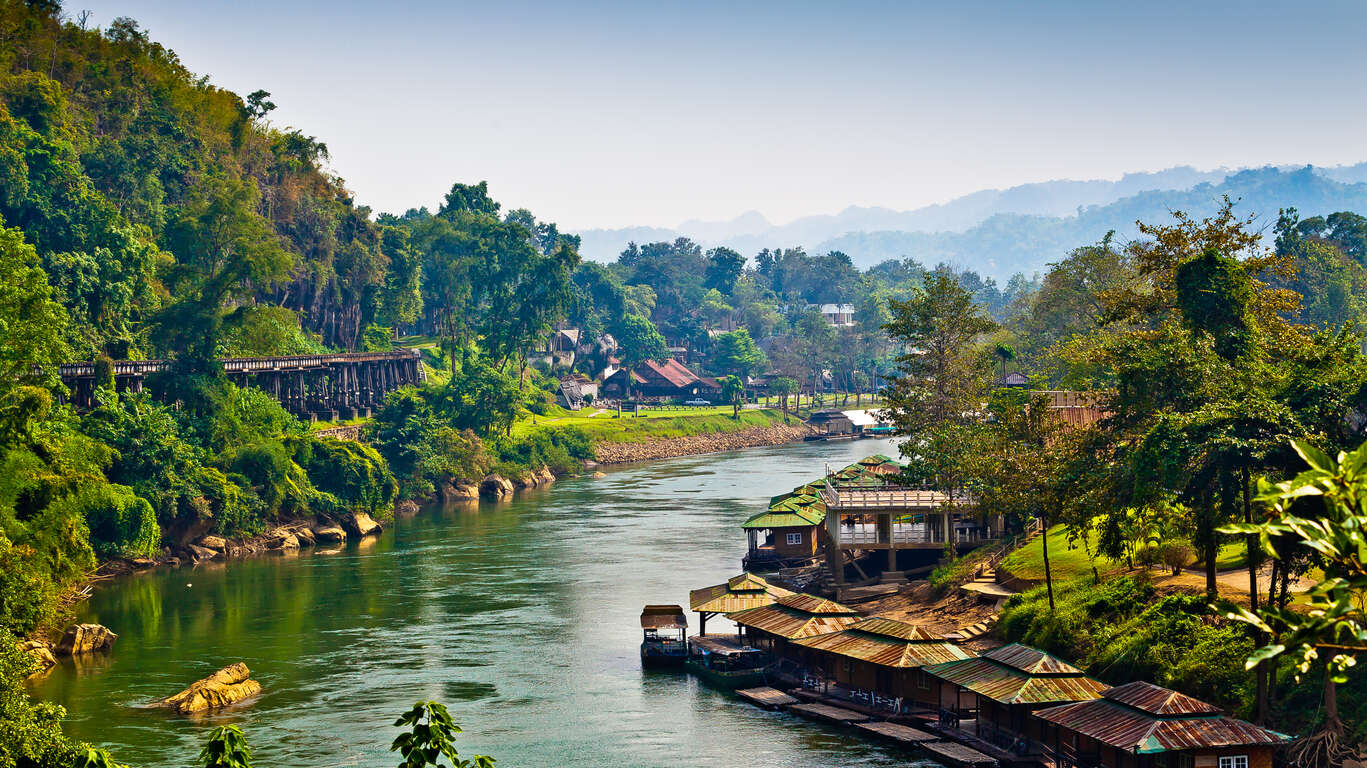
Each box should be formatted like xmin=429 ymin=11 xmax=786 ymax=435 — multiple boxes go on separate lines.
xmin=984 ymin=643 xmax=1087 ymax=676
xmin=1033 ymin=698 xmax=1293 ymax=753
xmin=688 ymin=573 xmax=795 ymax=614
xmin=850 ymin=617 xmax=943 ymax=641
xmin=776 ymin=593 xmax=859 ymax=615
xmin=730 ymin=603 xmax=861 ymax=639
xmin=1103 ymin=681 xmax=1221 ymax=715
xmin=741 ymin=508 xmax=824 ymax=529
xmin=792 ymin=619 xmax=975 ymax=668
xmin=923 ymin=656 xmax=1108 ymax=705
xmin=641 ymin=605 xmax=687 ymax=629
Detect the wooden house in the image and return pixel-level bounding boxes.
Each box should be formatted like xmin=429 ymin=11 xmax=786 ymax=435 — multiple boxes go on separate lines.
xmin=1032 ymin=681 xmax=1291 ymax=768
xmin=688 ymin=573 xmax=795 ymax=635
xmin=729 ymin=593 xmax=860 ymax=661
xmin=601 ymin=358 xmax=711 ymax=400
xmin=923 ymin=643 xmax=1109 ymax=750
xmin=790 ymin=617 xmax=975 ymax=708
xmin=742 ymin=485 xmax=827 ymax=568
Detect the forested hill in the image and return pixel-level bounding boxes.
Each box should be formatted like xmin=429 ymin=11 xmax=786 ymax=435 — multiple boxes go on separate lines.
xmin=579 ymin=165 xmax=1367 ymax=277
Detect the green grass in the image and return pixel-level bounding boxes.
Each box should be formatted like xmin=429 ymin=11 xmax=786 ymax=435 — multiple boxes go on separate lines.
xmin=512 ymin=406 xmax=794 ymax=443
xmin=1000 ymin=524 xmax=1102 ymax=581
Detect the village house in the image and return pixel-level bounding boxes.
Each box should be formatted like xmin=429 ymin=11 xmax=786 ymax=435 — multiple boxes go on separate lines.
xmin=790 ymin=617 xmax=975 ymax=709
xmin=688 ymin=573 xmax=795 ymax=635
xmin=924 ymin=643 xmax=1110 ymax=751
xmin=742 ymin=485 xmax=827 ymax=568
xmin=601 ymin=358 xmax=717 ymax=400
xmin=818 ymin=303 xmax=857 ymax=327
xmin=729 ymin=593 xmax=860 ymax=661
xmin=1032 ymin=681 xmax=1291 ymax=768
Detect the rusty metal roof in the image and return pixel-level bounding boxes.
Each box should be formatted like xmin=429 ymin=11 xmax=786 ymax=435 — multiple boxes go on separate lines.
xmin=1033 ymin=697 xmax=1293 ymax=754
xmin=923 ymin=656 xmax=1108 ymax=705
xmin=688 ymin=573 xmax=796 ymax=614
xmin=641 ymin=605 xmax=687 ymax=629
xmin=1103 ymin=681 xmax=1221 ymax=715
xmin=730 ymin=603 xmax=861 ymax=639
xmin=777 ymin=594 xmax=859 ymax=615
xmin=984 ymin=643 xmax=1087 ymax=676
xmin=792 ymin=619 xmax=975 ymax=668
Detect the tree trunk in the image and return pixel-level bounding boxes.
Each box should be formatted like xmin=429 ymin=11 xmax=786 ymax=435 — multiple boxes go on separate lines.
xmin=1243 ymin=466 xmax=1267 ymax=724
xmin=1042 ymin=515 xmax=1055 ymax=611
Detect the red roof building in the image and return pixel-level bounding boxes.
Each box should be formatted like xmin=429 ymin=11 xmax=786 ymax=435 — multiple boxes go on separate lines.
xmin=602 ymin=358 xmax=716 ymax=399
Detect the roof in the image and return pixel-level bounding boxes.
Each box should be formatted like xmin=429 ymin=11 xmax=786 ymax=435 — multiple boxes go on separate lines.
xmin=923 ymin=644 xmax=1107 ymax=706
xmin=819 ymin=303 xmax=856 ymax=313
xmin=641 ymin=604 xmax=687 ymax=629
xmin=730 ymin=594 xmax=861 ymax=639
xmin=791 ymin=618 xmax=975 ymax=668
xmin=743 ymin=490 xmax=827 ymax=529
xmin=690 ymin=635 xmax=764 ymax=657
xmin=1033 ymin=681 xmax=1293 ymax=754
xmin=636 ymin=358 xmax=703 ymax=389
xmin=843 ymin=410 xmax=879 ymax=427
xmin=689 ymin=573 xmax=796 ymax=614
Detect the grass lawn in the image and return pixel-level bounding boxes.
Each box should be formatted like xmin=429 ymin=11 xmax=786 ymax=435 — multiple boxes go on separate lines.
xmin=1000 ymin=524 xmax=1103 ymax=581
xmin=511 ymin=406 xmax=795 ymax=443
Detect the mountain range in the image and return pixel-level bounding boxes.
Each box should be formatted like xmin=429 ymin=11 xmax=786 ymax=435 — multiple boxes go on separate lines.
xmin=575 ymin=164 xmax=1367 ymax=279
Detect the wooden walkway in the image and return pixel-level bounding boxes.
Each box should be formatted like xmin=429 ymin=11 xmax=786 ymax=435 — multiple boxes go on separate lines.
xmin=736 ymin=687 xmax=799 ymax=709
xmin=788 ymin=702 xmax=870 ymax=724
xmin=922 ymin=741 xmax=999 ymax=768
xmin=854 ymin=721 xmax=937 ymax=744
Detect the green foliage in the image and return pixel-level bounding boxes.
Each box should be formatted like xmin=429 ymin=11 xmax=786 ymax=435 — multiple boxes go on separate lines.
xmin=218 ymin=306 xmax=330 ymax=358
xmin=69 ymin=483 xmax=159 ymax=559
xmin=489 ymin=427 xmax=595 ymax=477
xmin=291 ymin=436 xmax=398 ymax=517
xmin=0 ymin=633 xmax=79 ymax=768
xmin=71 ymin=748 xmax=129 ymax=768
xmin=368 ymin=388 xmax=492 ymax=498
xmin=1174 ymin=248 xmax=1254 ymax=360
xmin=391 ymin=701 xmax=494 ymax=768
xmin=196 ymin=725 xmax=253 ymax=768
xmin=712 ymin=330 xmax=766 ymax=378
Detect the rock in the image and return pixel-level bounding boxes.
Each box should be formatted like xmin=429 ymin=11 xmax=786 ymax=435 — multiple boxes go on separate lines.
xmin=130 ymin=557 xmax=157 ymax=570
xmin=440 ymin=481 xmax=479 ymax=501
xmin=313 ymin=524 xmax=347 ymax=543
xmin=479 ymin=474 xmax=515 ymax=499
xmin=343 ymin=511 xmax=381 ymax=537
xmin=536 ymin=466 xmax=556 ymax=486
xmin=512 ymin=472 xmax=537 ymax=489
xmin=395 ymin=499 xmax=420 ymax=517
xmin=197 ymin=535 xmax=227 ymax=552
xmin=156 ymin=663 xmax=262 ymax=714
xmin=187 ymin=544 xmax=219 ymax=562
xmin=56 ymin=623 xmax=118 ymax=655
xmin=592 ymin=471 xmax=606 ymax=479
xmin=293 ymin=527 xmax=316 ymax=547
xmin=265 ymin=528 xmax=300 ymax=549
xmin=592 ymin=423 xmax=815 ymax=465
xmin=20 ymin=640 xmax=56 ymax=674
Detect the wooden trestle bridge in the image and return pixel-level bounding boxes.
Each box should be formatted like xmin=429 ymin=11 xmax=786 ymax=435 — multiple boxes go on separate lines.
xmin=58 ymin=349 xmax=425 ymax=420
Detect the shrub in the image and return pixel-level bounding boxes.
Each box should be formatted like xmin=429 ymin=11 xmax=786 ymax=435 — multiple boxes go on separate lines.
xmin=292 ymin=436 xmax=398 ymax=517
xmin=72 ymin=483 xmax=159 ymax=559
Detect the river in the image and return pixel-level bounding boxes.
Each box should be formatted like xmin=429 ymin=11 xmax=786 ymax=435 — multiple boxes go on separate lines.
xmin=31 ymin=437 xmax=942 ymax=768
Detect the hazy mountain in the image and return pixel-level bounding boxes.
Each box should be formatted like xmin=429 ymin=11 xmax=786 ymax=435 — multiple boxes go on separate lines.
xmin=576 ymin=163 xmax=1367 ymax=279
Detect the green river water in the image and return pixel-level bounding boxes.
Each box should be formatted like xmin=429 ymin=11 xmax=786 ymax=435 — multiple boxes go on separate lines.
xmin=31 ymin=437 xmax=943 ymax=768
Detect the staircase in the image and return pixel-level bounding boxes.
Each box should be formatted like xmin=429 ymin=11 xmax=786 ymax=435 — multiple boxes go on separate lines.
xmin=973 ymin=517 xmax=1043 ymax=584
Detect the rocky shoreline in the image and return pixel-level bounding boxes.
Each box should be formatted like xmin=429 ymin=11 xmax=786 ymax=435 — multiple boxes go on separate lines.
xmin=593 ymin=422 xmax=816 ymax=464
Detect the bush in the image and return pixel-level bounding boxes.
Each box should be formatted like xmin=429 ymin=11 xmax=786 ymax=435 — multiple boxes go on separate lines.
xmin=368 ymin=389 xmax=493 ymax=498
xmin=292 ymin=436 xmax=398 ymax=517
xmin=0 ymin=632 xmax=79 ymax=768
xmin=490 ymin=426 xmax=595 ymax=476
xmin=72 ymin=483 xmax=159 ymax=559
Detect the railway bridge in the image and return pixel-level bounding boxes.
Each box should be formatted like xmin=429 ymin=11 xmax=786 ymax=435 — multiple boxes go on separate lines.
xmin=58 ymin=349 xmax=425 ymax=421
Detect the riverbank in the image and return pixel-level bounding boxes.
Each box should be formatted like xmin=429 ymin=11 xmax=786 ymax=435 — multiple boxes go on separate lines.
xmin=593 ymin=421 xmax=816 ymax=464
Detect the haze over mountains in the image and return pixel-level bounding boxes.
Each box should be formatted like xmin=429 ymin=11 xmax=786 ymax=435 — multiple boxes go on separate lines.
xmin=577 ymin=164 xmax=1367 ymax=279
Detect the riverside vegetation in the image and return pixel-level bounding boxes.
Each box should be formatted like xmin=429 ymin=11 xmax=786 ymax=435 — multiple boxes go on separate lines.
xmin=4 ymin=2 xmax=1367 ymax=766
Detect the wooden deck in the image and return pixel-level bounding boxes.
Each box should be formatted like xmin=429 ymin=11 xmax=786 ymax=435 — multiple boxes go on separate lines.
xmin=736 ymin=687 xmax=799 ymax=709
xmin=854 ymin=721 xmax=937 ymax=744
xmin=921 ymin=740 xmax=999 ymax=768
xmin=788 ymin=702 xmax=870 ymax=724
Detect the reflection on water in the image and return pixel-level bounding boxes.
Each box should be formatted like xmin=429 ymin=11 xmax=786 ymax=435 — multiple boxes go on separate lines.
xmin=31 ymin=438 xmax=942 ymax=768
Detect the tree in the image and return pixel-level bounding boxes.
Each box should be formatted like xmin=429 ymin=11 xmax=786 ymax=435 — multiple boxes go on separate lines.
xmin=712 ymin=329 xmax=766 ymax=379
xmin=882 ymin=270 xmax=996 ymax=437
xmin=703 ymin=246 xmax=745 ymax=295
xmin=720 ymin=375 xmax=744 ymax=419
xmin=769 ymin=376 xmax=799 ymax=414
xmin=614 ymin=314 xmax=667 ymax=399
xmin=993 ymin=342 xmax=1015 ymax=382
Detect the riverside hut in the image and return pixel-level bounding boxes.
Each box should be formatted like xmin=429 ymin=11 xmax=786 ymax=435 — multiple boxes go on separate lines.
xmin=1032 ymin=681 xmax=1291 ymax=768
xmin=923 ymin=643 xmax=1109 ymax=750
xmin=729 ymin=593 xmax=860 ymax=659
xmin=742 ymin=486 xmax=828 ymax=568
xmin=688 ymin=573 xmax=795 ymax=635
xmin=790 ymin=617 xmax=975 ymax=708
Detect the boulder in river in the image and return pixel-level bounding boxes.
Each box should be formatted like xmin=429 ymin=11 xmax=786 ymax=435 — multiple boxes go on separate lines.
xmin=313 ymin=523 xmax=347 ymax=543
xmin=20 ymin=640 xmax=56 ymax=675
xmin=156 ymin=663 xmax=262 ymax=714
xmin=197 ymin=535 xmax=227 ymax=552
xmin=480 ymin=474 xmax=515 ymax=498
xmin=344 ymin=511 xmax=381 ymax=537
xmin=187 ymin=544 xmax=219 ymax=562
xmin=535 ymin=466 xmax=556 ymax=486
xmin=266 ymin=529 xmax=300 ymax=549
xmin=56 ymin=623 xmax=118 ymax=655
xmin=439 ymin=480 xmax=479 ymax=501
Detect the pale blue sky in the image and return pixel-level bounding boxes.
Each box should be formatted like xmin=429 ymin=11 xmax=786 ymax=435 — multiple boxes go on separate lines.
xmin=80 ymin=1 xmax=1367 ymax=230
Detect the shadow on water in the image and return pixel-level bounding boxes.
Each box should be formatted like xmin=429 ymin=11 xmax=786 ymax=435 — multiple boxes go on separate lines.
xmin=30 ymin=438 xmax=944 ymax=768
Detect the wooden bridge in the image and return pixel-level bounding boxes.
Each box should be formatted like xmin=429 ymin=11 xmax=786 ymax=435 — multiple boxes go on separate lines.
xmin=59 ymin=350 xmax=425 ymax=421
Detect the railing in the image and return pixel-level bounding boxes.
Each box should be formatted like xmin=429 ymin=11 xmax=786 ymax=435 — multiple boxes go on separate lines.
xmin=58 ymin=349 xmax=422 ymax=378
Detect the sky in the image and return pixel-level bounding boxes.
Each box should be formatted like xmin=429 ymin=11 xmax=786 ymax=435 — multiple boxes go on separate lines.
xmin=79 ymin=0 xmax=1367 ymax=231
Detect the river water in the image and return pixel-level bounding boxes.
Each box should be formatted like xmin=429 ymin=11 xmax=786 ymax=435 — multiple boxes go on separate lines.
xmin=31 ymin=437 xmax=941 ymax=768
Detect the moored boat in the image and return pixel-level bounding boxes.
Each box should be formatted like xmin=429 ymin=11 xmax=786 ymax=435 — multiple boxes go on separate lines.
xmin=640 ymin=604 xmax=688 ymax=667
xmin=685 ymin=634 xmax=771 ymax=689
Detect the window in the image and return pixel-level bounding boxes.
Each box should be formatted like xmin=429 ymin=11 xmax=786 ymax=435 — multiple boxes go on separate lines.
xmin=1219 ymin=757 xmax=1248 ymax=768
xmin=785 ymin=532 xmax=803 ymax=546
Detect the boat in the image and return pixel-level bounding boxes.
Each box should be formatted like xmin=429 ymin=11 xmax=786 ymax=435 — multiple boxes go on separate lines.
xmin=685 ymin=635 xmax=772 ymax=689
xmin=640 ymin=605 xmax=688 ymax=667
